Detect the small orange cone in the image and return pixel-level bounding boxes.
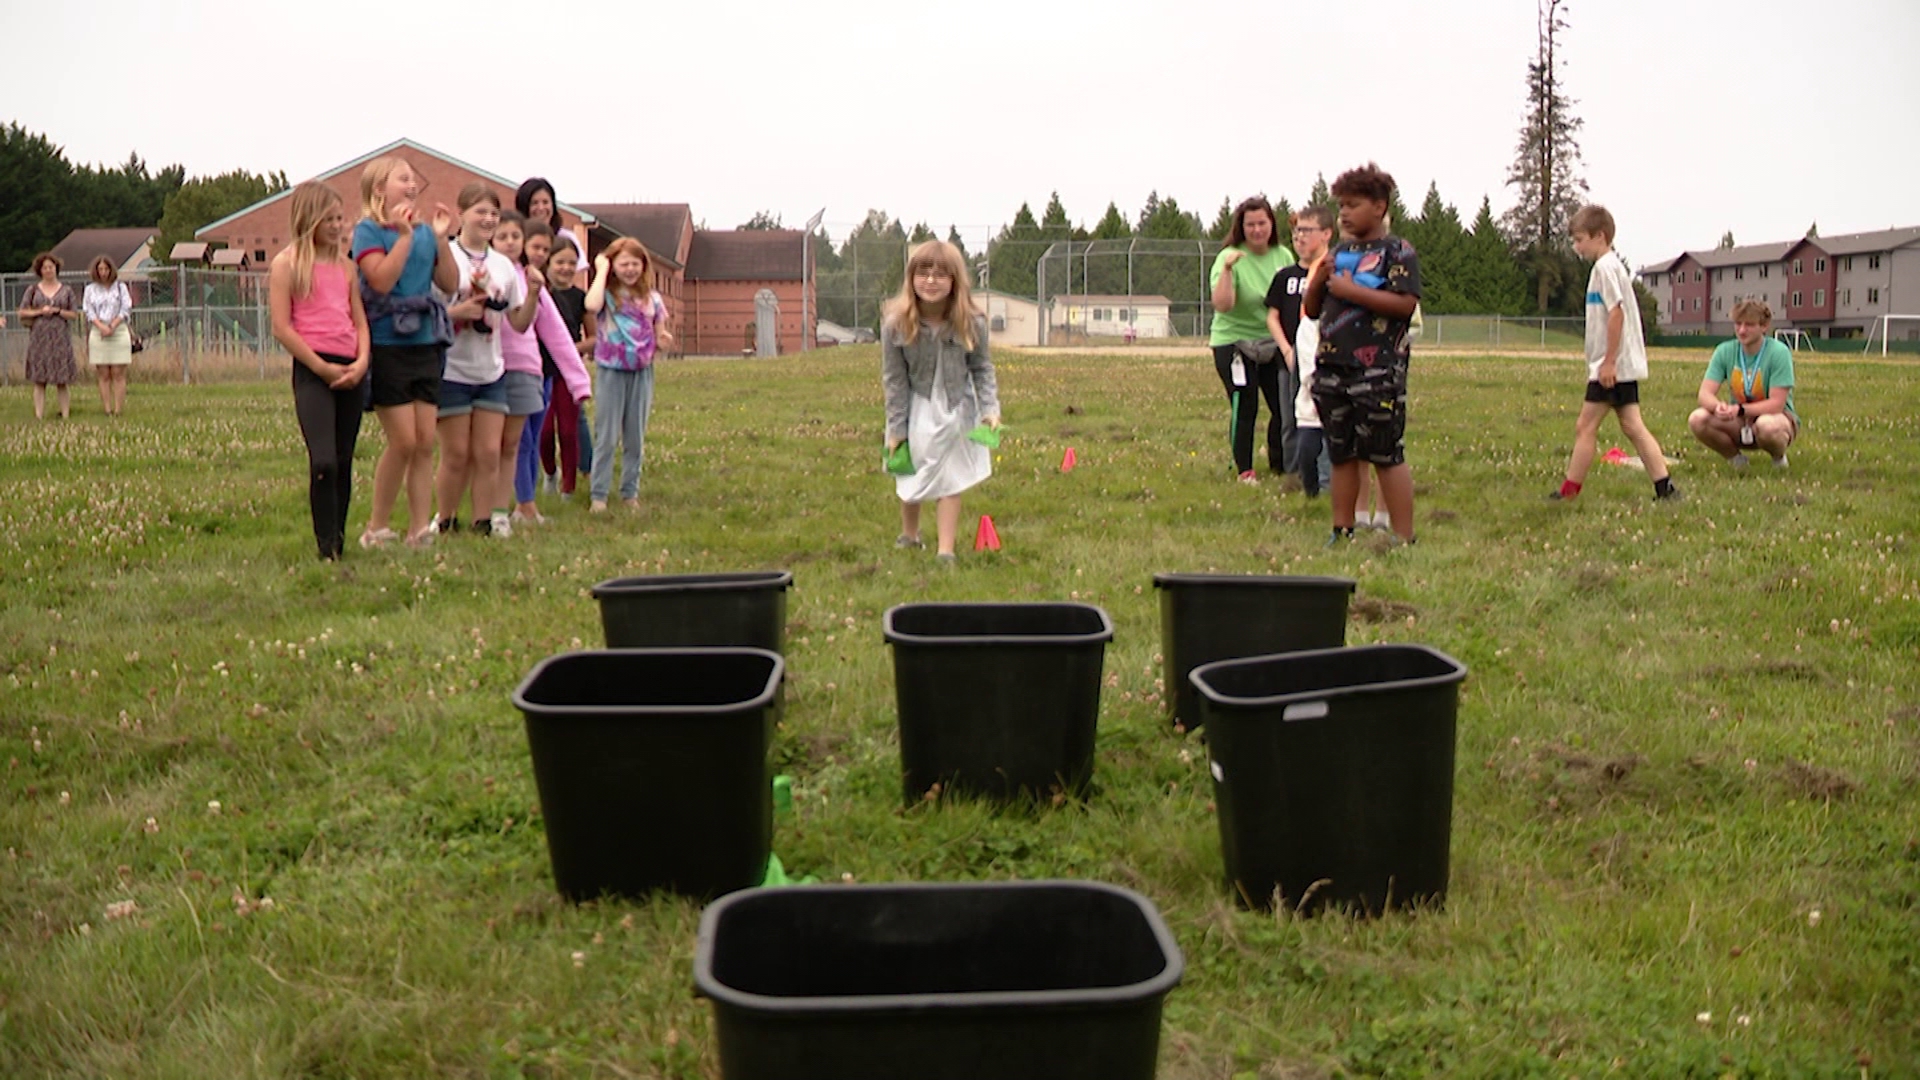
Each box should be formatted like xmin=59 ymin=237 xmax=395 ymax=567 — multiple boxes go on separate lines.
xmin=1060 ymin=447 xmax=1078 ymax=473
xmin=974 ymin=514 xmax=1001 ymax=551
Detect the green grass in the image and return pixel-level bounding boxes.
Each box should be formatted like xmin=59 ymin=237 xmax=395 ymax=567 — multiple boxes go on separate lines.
xmin=2 ymin=347 xmax=1916 ymax=1078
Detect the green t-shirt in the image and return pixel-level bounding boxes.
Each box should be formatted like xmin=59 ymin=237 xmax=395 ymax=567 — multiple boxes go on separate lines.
xmin=1706 ymin=337 xmax=1796 ymax=417
xmin=1208 ymin=244 xmax=1295 ymax=346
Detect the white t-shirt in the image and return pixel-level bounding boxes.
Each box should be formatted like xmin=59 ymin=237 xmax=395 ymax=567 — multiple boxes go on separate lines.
xmin=441 ymin=242 xmax=525 ymax=386
xmin=1294 ymin=316 xmax=1322 ymax=429
xmin=1584 ymin=250 xmax=1647 ymax=383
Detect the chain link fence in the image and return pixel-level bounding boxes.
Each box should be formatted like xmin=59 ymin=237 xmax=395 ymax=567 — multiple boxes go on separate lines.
xmin=2 ymin=267 xmax=273 ymax=384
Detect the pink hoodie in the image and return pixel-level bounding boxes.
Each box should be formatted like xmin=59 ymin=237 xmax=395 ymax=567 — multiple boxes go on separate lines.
xmin=502 ymin=266 xmax=593 ymax=402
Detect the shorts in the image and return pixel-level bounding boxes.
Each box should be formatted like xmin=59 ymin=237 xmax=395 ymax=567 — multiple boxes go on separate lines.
xmin=1312 ymin=361 xmax=1407 ymax=467
xmin=503 ymin=371 xmax=546 ymax=416
xmin=438 ymin=374 xmax=508 ymax=418
xmin=1584 ymin=379 xmax=1641 ymax=406
xmin=367 ymin=343 xmax=443 ymax=410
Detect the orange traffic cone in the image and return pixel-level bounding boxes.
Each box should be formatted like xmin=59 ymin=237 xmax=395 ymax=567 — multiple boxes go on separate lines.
xmin=974 ymin=514 xmax=1001 ymax=551
xmin=1060 ymin=447 xmax=1078 ymax=473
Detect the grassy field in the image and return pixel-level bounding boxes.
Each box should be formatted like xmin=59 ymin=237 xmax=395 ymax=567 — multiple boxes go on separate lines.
xmin=2 ymin=345 xmax=1916 ymax=1078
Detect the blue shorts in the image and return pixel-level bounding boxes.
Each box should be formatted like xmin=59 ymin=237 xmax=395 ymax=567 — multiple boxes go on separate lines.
xmin=438 ymin=375 xmax=508 ymax=418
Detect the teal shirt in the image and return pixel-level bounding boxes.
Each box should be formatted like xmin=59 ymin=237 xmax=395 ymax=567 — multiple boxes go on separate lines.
xmin=1706 ymin=337 xmax=1796 ymax=417
xmin=1208 ymin=244 xmax=1295 ymax=346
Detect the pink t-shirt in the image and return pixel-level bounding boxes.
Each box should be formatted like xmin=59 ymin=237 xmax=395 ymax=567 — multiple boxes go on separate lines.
xmin=290 ymin=262 xmax=358 ymax=358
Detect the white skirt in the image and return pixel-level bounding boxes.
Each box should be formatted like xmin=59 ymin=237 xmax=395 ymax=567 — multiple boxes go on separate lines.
xmin=894 ymin=376 xmax=990 ymax=503
xmin=89 ymin=325 xmax=133 ymax=367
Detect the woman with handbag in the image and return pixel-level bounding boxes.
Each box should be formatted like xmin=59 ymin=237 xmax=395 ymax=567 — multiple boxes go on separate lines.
xmin=83 ymin=255 xmax=136 ymax=416
xmin=1207 ymin=196 xmax=1295 ymax=484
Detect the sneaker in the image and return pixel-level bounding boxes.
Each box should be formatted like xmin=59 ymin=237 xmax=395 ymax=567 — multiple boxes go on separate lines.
xmin=542 ymin=473 xmax=558 ymax=493
xmin=472 ymin=518 xmax=492 ymax=538
xmin=1546 ymin=490 xmax=1569 ymax=502
xmin=1238 ymin=470 xmax=1259 ymax=485
xmin=435 ymin=517 xmax=461 ymax=535
xmin=359 ymin=527 xmax=399 ymax=549
xmin=895 ymin=534 xmax=925 ymax=549
xmin=1727 ymin=453 xmax=1749 ymax=471
xmin=1654 ymin=484 xmax=1685 ymax=503
xmin=490 ymin=511 xmax=512 ymax=538
xmin=1366 ymin=510 xmax=1392 ymax=531
xmin=935 ymin=552 xmax=957 ymax=565
xmin=1324 ymin=527 xmax=1355 ymax=548
xmin=511 ymin=509 xmax=546 ymax=527
xmin=1771 ymin=454 xmax=1789 ymax=470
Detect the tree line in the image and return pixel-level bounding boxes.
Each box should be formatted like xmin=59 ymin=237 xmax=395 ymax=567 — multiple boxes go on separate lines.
xmin=1 ymin=123 xmax=283 ymax=274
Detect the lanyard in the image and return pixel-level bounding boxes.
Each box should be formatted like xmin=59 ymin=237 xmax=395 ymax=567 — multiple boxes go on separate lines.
xmin=1735 ymin=343 xmax=1764 ymax=402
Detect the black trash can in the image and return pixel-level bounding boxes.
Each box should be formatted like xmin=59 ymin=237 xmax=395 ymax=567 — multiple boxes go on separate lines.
xmin=591 ymin=571 xmax=793 ymax=653
xmin=511 ymin=648 xmax=782 ymax=902
xmin=695 ymin=880 xmax=1184 ymax=1080
xmin=1191 ymin=644 xmax=1467 ymax=915
xmin=883 ymin=603 xmax=1114 ymax=804
xmin=1154 ymin=573 xmax=1355 ymax=730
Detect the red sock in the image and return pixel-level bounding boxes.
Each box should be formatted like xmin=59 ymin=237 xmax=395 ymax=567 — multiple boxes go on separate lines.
xmin=1558 ymin=479 xmax=1582 ymax=499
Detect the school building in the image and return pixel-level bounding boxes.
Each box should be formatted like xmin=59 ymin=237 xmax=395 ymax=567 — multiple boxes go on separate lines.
xmin=1637 ymin=226 xmax=1920 ymax=339
xmin=194 ymin=138 xmax=814 ymax=355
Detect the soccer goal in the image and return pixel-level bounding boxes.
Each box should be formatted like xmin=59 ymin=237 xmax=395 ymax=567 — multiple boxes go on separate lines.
xmin=1773 ymin=328 xmax=1812 ymax=351
xmin=1861 ymin=314 xmax=1920 ymax=356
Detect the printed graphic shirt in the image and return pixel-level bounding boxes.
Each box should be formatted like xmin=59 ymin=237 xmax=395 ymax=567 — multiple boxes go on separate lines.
xmin=1315 ymin=235 xmax=1423 ymax=370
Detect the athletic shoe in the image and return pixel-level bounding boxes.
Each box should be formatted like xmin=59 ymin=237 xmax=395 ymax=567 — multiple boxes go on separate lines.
xmin=1654 ymin=485 xmax=1685 ymax=503
xmin=936 ymin=552 xmax=957 ymax=565
xmin=1324 ymin=527 xmax=1355 ymax=548
xmin=1546 ymin=490 xmax=1570 ymax=501
xmin=435 ymin=517 xmax=461 ymax=535
xmin=542 ymin=473 xmax=557 ymax=493
xmin=491 ymin=511 xmax=512 ymax=539
xmin=1728 ymin=453 xmax=1749 ymax=471
xmin=895 ymin=534 xmax=925 ymax=549
xmin=1238 ymin=470 xmax=1259 ymax=485
xmin=511 ymin=509 xmax=546 ymax=527
xmin=1772 ymin=454 xmax=1789 ymax=470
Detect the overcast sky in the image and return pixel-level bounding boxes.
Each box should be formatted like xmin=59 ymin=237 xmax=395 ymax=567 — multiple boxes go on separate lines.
xmin=9 ymin=0 xmax=1917 ymax=268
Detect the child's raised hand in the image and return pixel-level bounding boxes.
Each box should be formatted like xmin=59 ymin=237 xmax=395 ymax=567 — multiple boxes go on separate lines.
xmin=429 ymin=204 xmax=456 ymax=238
xmin=593 ymin=253 xmax=611 ymax=277
xmin=385 ymin=202 xmax=416 ymax=232
xmin=526 ymin=266 xmax=545 ymax=291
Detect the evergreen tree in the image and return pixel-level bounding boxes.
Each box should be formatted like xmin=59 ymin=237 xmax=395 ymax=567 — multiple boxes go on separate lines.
xmin=908 ymin=222 xmax=936 ymax=244
xmin=1461 ymin=196 xmax=1530 ymax=315
xmin=988 ymin=202 xmax=1043 ymax=298
xmin=945 ymin=225 xmax=969 ymax=268
xmin=1209 ymin=197 xmax=1234 ymax=242
xmin=1090 ymin=202 xmax=1131 ymax=241
xmin=739 ymin=210 xmax=783 ymax=229
xmin=1404 ymin=182 xmax=1467 ymax=313
xmin=1501 ymin=0 xmax=1588 ymax=313
xmin=1718 ymin=230 xmax=1736 ymax=249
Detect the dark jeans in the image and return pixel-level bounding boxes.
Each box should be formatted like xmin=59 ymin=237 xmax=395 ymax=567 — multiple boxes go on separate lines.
xmin=1211 ymin=344 xmax=1288 ymax=474
xmin=293 ymin=356 xmax=365 ymax=559
xmin=1296 ymin=427 xmax=1333 ymax=496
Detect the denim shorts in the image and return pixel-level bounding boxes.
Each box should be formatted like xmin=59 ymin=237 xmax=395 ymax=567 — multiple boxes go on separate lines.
xmin=503 ymin=371 xmax=546 ymax=416
xmin=438 ymin=375 xmax=508 ymax=417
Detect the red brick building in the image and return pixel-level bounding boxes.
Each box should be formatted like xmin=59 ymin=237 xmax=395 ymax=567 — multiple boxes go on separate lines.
xmin=195 ymin=139 xmax=817 ymax=356
xmin=194 ymin=138 xmax=597 ymax=272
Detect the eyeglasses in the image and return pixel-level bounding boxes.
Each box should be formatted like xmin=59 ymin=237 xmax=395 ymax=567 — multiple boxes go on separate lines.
xmin=913 ymin=266 xmax=952 ymax=280
xmin=1292 ymin=226 xmax=1328 ymax=235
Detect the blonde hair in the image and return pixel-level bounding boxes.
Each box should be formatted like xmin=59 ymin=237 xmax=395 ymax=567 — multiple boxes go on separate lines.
xmin=884 ymin=240 xmax=978 ymax=350
xmin=285 ymin=182 xmax=343 ymax=300
xmin=601 ymin=237 xmax=655 ymax=305
xmin=359 ymin=156 xmax=411 ymax=224
xmin=1731 ymin=299 xmax=1772 ymax=326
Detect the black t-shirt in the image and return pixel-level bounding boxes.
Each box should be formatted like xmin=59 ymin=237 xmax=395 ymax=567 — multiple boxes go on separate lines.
xmin=1317 ymin=235 xmax=1422 ymax=370
xmin=542 ymin=285 xmax=589 ymax=379
xmin=1265 ymin=265 xmax=1311 ymax=347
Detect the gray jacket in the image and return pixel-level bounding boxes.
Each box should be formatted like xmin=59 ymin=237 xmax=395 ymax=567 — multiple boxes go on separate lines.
xmin=881 ymin=313 xmax=998 ymax=443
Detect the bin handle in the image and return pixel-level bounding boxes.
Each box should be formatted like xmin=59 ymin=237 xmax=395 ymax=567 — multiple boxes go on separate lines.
xmin=1282 ymin=700 xmax=1329 ymax=722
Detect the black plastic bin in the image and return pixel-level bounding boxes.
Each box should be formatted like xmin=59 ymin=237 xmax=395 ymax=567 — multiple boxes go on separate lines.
xmin=883 ymin=603 xmax=1114 ymax=804
xmin=1154 ymin=573 xmax=1355 ymax=730
xmin=695 ymin=880 xmax=1184 ymax=1080
xmin=511 ymin=648 xmax=783 ymax=902
xmin=591 ymin=571 xmax=793 ymax=653
xmin=1191 ymin=644 xmax=1467 ymax=915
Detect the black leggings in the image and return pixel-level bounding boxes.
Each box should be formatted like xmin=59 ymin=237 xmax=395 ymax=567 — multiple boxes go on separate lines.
xmin=1211 ymin=344 xmax=1287 ymax=474
xmin=292 ymin=357 xmax=365 ymax=559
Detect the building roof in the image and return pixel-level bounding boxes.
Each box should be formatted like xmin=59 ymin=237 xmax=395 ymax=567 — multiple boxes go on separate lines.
xmin=1051 ymin=294 xmax=1173 ymax=305
xmin=193 ymin=137 xmax=599 ymax=238
xmin=1636 ymin=256 xmax=1682 ymax=275
xmin=1807 ymin=226 xmax=1920 ymax=255
xmin=577 ymin=203 xmax=692 ymax=269
xmin=170 ymin=242 xmax=211 ymax=261
xmin=209 ymin=249 xmax=251 ymax=267
xmin=49 ymin=227 xmax=155 ymax=269
xmin=685 ymin=229 xmax=806 ymax=281
xmin=1650 ymin=225 xmax=1920 ymax=275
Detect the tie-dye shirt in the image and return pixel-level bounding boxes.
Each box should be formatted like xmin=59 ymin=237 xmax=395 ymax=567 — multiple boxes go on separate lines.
xmin=595 ymin=289 xmax=666 ymax=372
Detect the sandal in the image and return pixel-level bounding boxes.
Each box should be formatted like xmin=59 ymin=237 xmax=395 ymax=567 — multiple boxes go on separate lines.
xmin=359 ymin=528 xmax=399 ymax=550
